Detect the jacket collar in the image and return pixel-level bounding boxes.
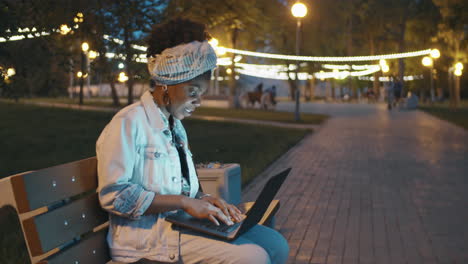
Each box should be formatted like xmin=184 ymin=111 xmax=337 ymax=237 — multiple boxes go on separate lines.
xmin=140 ymin=90 xmax=169 ymax=131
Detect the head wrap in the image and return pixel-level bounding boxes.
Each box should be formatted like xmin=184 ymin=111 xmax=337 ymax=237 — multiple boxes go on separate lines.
xmin=147 ymin=40 xmax=217 ymax=90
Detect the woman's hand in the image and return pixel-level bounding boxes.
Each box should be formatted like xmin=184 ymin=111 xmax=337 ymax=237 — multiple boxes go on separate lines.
xmin=181 ymin=197 xmax=233 ymax=226
xmin=200 ymin=196 xmax=244 ymax=223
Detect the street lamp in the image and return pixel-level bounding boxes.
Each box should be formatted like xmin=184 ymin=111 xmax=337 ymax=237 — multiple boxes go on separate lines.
xmin=430 ymin=49 xmax=440 ymax=101
xmin=118 ymin=72 xmax=129 ymax=83
xmin=453 ymin=62 xmax=463 ymax=107
xmin=422 ymin=56 xmax=434 ymax=102
xmin=291 ymin=2 xmax=307 ymax=122
xmin=79 ymin=42 xmax=89 ymax=105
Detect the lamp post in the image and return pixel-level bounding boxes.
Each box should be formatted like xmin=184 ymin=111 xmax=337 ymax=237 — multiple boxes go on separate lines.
xmin=291 ymin=2 xmax=307 ymax=122
xmin=430 ymin=49 xmax=440 ymax=101
xmin=209 ymin=38 xmax=220 ymax=96
xmin=79 ymin=42 xmax=89 ymax=105
xmin=422 ymin=56 xmax=433 ymax=103
xmin=453 ymin=62 xmax=463 ymax=108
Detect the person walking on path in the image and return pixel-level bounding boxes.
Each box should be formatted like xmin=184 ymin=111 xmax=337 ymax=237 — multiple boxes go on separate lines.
xmin=385 ymin=79 xmax=394 ymax=110
xmin=96 ymin=18 xmax=289 ymax=264
xmin=393 ymin=76 xmax=403 ymax=108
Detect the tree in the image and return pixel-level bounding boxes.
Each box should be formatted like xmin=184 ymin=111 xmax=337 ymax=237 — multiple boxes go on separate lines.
xmin=432 ymin=0 xmax=467 ymax=107
xmin=0 ymin=0 xmax=96 ymax=99
xmin=97 ymin=0 xmax=166 ymax=105
xmin=164 ymin=0 xmax=270 ymax=108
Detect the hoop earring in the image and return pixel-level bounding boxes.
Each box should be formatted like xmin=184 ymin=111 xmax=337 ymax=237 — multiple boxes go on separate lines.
xmin=161 ymin=85 xmax=170 ymax=106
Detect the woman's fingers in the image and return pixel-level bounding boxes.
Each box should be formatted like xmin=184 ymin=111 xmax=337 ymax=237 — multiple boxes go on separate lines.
xmin=231 ymin=204 xmax=242 ymax=215
xmin=212 ymin=199 xmax=230 ymax=218
xmin=227 ymin=206 xmax=242 ymax=222
xmin=211 ymin=207 xmax=233 ymax=226
xmin=208 ymin=214 xmax=220 ymax=226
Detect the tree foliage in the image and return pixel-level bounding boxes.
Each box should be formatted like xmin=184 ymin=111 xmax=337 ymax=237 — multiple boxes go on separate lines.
xmin=0 ymin=0 xmax=467 ymax=103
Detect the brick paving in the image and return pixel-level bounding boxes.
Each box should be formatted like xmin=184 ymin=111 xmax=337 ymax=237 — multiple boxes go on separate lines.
xmin=242 ymin=105 xmax=468 ymax=264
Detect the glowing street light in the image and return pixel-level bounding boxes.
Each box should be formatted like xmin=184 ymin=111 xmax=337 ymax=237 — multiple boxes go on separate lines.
xmin=291 ymin=1 xmax=308 ymax=121
xmin=118 ymin=62 xmax=125 ymax=69
xmin=381 ymin=64 xmax=390 ymax=73
xmin=291 ymin=2 xmax=308 ymax=18
xmin=88 ymin=50 xmax=98 ymax=59
xmin=454 ymin=62 xmax=463 ymax=77
xmin=422 ymin=56 xmax=433 ymax=67
xmin=81 ymin=42 xmax=89 ymax=52
xmin=118 ymin=72 xmax=129 ymax=83
xmin=430 ymin=49 xmax=440 ymax=59
xmin=209 ymin=38 xmax=219 ymax=47
xmin=7 ymin=68 xmax=16 ymax=77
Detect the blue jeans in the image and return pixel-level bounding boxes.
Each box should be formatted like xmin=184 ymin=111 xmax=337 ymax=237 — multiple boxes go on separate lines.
xmin=178 ymin=224 xmax=290 ymax=264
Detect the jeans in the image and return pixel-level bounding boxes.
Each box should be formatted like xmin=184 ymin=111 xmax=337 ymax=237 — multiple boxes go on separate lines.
xmin=130 ymin=224 xmax=290 ymax=264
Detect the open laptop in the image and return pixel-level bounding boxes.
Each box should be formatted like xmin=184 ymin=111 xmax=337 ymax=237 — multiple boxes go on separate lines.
xmin=166 ymin=168 xmax=291 ymax=241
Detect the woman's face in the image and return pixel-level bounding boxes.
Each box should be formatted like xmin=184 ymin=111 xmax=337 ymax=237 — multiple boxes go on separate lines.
xmin=167 ymin=76 xmax=209 ymax=120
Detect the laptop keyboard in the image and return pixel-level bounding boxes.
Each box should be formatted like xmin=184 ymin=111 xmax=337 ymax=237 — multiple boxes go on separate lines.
xmin=200 ymin=220 xmax=242 ymax=233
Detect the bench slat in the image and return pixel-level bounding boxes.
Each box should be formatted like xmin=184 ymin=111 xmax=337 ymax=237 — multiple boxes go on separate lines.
xmin=23 ymin=192 xmax=108 ymax=256
xmin=11 ymin=157 xmax=98 ymax=213
xmin=41 ymin=228 xmax=110 ymax=264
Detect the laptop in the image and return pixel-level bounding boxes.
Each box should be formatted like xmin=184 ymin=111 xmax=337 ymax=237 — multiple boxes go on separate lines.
xmin=166 ymin=168 xmax=291 ymax=241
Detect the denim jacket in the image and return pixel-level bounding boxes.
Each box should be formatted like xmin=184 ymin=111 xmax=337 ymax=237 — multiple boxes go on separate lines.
xmin=96 ymin=90 xmax=200 ymax=263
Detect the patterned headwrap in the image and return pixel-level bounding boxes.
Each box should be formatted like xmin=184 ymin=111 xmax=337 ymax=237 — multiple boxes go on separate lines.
xmin=147 ymin=40 xmax=217 ymax=89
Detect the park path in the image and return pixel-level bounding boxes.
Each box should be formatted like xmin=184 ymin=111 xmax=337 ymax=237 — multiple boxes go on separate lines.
xmin=242 ymin=104 xmax=468 ymax=264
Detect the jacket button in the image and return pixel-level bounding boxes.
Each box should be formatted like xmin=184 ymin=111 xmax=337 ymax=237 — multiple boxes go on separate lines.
xmin=169 ymin=254 xmax=175 ymax=260
xmin=172 ymin=177 xmax=177 ymax=182
xmin=154 ymin=152 xmax=161 ymax=158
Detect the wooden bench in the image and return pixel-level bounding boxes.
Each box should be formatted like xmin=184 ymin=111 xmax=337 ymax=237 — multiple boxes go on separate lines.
xmin=0 ymin=157 xmax=280 ymax=264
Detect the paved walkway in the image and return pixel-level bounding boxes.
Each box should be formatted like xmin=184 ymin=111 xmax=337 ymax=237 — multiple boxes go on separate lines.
xmin=243 ymin=104 xmax=468 ymax=264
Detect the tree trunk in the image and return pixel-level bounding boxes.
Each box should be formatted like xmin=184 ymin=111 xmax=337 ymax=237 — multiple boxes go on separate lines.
xmin=397 ymin=10 xmax=408 ymax=96
xmin=286 ymin=69 xmax=296 ymax=101
xmin=346 ymin=6 xmax=355 ymax=99
xmin=124 ymin=26 xmax=134 ymax=105
xmin=109 ymin=76 xmax=120 ymax=107
xmin=228 ymin=27 xmax=239 ymax=108
xmin=370 ymin=34 xmax=380 ymax=98
xmin=331 ymin=79 xmax=336 ymax=100
xmin=310 ymin=77 xmax=315 ymax=101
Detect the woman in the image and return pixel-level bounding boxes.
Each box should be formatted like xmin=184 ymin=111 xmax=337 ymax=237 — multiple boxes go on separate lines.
xmin=96 ymin=18 xmax=289 ymax=264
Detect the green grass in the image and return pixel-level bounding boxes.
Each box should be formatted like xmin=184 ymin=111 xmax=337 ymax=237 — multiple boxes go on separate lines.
xmin=2 ymin=97 xmax=328 ymax=125
xmin=419 ymin=101 xmax=468 ymax=130
xmin=0 ymin=102 xmax=310 ymax=264
xmin=193 ymin=107 xmax=328 ymax=124
xmin=22 ymin=97 xmax=118 ymax=108
xmin=0 ymin=102 xmax=309 ymax=181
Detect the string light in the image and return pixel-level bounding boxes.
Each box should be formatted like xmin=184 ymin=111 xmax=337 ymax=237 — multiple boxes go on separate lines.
xmin=221 ymin=46 xmax=433 ymax=62
xmin=322 ymin=64 xmax=379 ymax=70
xmin=358 ymin=75 xmax=423 ymax=82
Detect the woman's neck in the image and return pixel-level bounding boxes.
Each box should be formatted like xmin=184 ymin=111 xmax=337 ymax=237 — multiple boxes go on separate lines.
xmin=151 ymin=91 xmax=171 ymax=120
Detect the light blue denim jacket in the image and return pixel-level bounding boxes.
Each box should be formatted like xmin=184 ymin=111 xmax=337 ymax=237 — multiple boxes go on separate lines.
xmin=96 ymin=90 xmax=200 ymax=263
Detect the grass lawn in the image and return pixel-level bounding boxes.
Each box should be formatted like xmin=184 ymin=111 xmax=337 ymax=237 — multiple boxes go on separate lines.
xmin=419 ymin=101 xmax=468 ymax=130
xmin=192 ymin=106 xmax=328 ymax=124
xmin=0 ymin=101 xmax=310 ymax=263
xmin=5 ymin=96 xmax=328 ymax=125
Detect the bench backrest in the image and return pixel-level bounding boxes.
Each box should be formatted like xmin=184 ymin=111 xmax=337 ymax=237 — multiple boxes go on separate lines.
xmin=8 ymin=157 xmax=111 ymax=264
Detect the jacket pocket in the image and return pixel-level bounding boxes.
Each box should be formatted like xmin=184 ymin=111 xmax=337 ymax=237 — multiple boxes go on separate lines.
xmin=142 ymin=146 xmax=168 ymax=160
